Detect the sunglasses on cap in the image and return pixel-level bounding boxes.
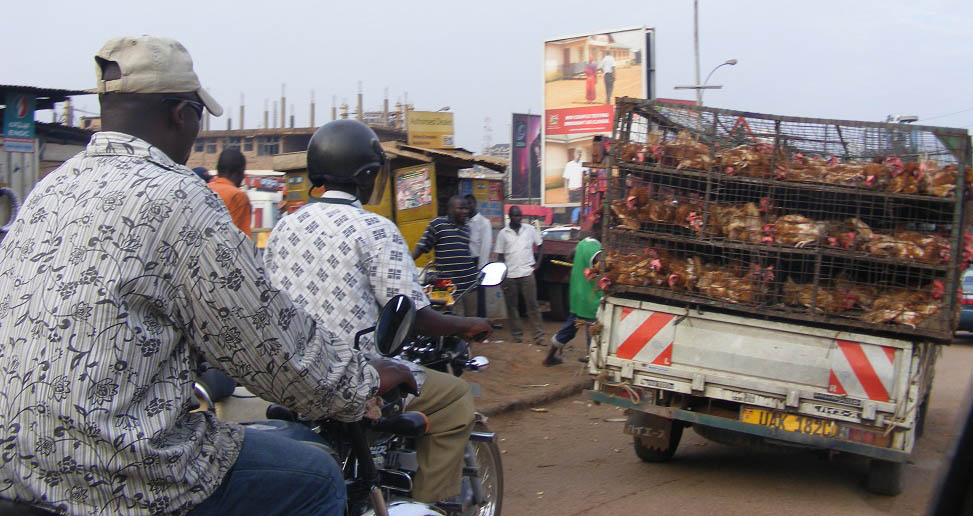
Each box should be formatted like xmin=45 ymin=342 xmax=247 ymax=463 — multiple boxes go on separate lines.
xmin=163 ymin=96 xmax=205 ymax=120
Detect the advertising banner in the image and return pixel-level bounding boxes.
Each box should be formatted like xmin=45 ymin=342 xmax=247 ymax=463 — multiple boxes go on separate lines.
xmin=544 ymin=105 xmax=613 ymax=136
xmin=510 ymin=113 xmax=541 ymax=199
xmin=395 ymin=165 xmax=433 ymax=210
xmin=3 ymin=92 xmax=36 ymax=153
xmin=543 ymin=27 xmax=654 ymax=206
xmin=406 ymin=111 xmax=454 ymax=149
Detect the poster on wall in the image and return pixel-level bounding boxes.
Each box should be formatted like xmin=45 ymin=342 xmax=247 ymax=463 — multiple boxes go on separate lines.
xmin=510 ymin=113 xmax=542 ymax=200
xmin=395 ymin=166 xmax=433 ymax=210
xmin=542 ymin=26 xmax=654 ymax=206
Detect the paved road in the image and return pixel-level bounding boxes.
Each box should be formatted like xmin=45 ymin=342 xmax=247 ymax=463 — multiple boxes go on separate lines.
xmin=488 ymin=340 xmax=973 ymax=516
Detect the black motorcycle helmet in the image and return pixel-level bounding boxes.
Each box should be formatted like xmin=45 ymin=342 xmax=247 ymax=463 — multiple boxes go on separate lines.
xmin=306 ymin=119 xmax=387 ymax=201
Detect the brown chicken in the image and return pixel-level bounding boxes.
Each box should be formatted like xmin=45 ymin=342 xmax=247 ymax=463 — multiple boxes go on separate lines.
xmin=718 ymin=144 xmax=775 ymax=178
xmin=919 ymin=162 xmax=973 ymax=198
xmin=782 ymin=278 xmax=855 ymax=313
xmin=665 ymin=130 xmax=712 ymax=170
xmin=722 ymin=202 xmax=765 ymax=244
xmin=861 ymin=282 xmax=944 ymax=328
xmin=887 ymin=161 xmax=920 ymax=194
xmin=610 ymin=199 xmax=640 ymax=230
xmin=772 ymin=214 xmax=828 ymax=247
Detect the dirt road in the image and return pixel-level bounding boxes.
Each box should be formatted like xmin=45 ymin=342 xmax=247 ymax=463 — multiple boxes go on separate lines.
xmin=487 ymin=340 xmax=973 ymax=516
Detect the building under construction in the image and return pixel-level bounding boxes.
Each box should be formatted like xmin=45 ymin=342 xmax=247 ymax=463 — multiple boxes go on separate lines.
xmin=186 ymin=88 xmax=412 ymax=171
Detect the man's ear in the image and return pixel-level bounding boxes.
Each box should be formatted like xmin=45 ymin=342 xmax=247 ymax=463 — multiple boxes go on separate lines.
xmin=168 ymin=101 xmax=187 ymax=130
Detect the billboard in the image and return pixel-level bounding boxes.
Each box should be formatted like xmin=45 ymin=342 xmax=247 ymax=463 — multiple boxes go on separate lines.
xmin=543 ymin=27 xmax=654 ymax=206
xmin=3 ymin=92 xmax=36 ymax=153
xmin=510 ymin=113 xmax=541 ymax=199
xmin=406 ymin=111 xmax=454 ymax=149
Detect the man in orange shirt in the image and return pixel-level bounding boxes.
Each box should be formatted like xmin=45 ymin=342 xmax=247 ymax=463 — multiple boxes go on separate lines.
xmin=208 ymin=147 xmax=252 ymax=238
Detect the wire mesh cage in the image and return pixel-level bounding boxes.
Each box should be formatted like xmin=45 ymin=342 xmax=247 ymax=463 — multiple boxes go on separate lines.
xmin=600 ymin=98 xmax=972 ymax=340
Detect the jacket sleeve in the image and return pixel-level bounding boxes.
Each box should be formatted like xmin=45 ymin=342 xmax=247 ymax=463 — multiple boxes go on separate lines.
xmin=171 ymin=186 xmax=378 ymax=422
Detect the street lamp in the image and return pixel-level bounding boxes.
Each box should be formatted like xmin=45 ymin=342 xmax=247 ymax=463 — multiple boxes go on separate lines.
xmin=674 ymin=59 xmax=738 ymax=106
xmin=700 ymin=59 xmax=738 ymax=105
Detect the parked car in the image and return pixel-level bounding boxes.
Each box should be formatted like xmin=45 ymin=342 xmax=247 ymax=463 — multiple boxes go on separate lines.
xmin=958 ymin=270 xmax=973 ymax=332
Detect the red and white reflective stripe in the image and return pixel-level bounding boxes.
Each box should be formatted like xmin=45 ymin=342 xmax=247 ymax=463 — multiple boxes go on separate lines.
xmin=610 ymin=307 xmax=675 ymax=366
xmin=828 ymin=340 xmax=897 ymax=402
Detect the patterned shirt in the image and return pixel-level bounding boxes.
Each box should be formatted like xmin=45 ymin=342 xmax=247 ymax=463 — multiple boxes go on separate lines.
xmin=415 ymin=217 xmax=478 ymax=291
xmin=0 ymin=132 xmax=378 ymax=516
xmin=263 ymin=191 xmax=431 ymax=355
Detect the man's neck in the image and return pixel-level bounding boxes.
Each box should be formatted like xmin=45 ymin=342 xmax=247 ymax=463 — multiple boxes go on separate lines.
xmin=324 ymin=183 xmax=359 ymax=199
xmin=509 ymin=223 xmax=521 ymax=232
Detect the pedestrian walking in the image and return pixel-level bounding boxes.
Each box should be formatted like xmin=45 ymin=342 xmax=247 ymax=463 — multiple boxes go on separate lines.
xmin=600 ymin=52 xmax=616 ymax=104
xmin=544 ymin=237 xmax=603 ymax=366
xmin=494 ymin=206 xmax=545 ymax=344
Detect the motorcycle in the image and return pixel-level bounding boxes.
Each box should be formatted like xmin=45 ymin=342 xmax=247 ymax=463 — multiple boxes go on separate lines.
xmin=197 ymin=262 xmax=508 ymax=516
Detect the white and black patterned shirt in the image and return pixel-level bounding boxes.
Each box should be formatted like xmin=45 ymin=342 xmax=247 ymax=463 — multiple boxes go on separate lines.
xmin=0 ymin=132 xmax=378 ymax=515
xmin=263 ymin=190 xmax=431 ymax=355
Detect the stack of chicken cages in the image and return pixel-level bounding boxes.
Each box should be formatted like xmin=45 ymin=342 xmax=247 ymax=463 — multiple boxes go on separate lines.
xmin=598 ymin=97 xmax=972 ymax=341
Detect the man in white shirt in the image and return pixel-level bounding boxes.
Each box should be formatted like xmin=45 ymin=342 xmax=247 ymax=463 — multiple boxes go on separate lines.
xmin=599 ymin=52 xmax=617 ymax=104
xmin=465 ymin=194 xmax=493 ymax=317
xmin=493 ymin=206 xmax=545 ymax=344
xmin=562 ymin=150 xmax=585 ymax=203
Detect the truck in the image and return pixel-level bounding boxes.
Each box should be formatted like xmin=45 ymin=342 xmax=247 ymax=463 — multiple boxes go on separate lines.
xmin=584 ymin=98 xmax=971 ymax=495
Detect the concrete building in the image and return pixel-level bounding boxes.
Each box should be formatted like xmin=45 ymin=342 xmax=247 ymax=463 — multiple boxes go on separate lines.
xmin=186 ymin=125 xmax=405 ymax=172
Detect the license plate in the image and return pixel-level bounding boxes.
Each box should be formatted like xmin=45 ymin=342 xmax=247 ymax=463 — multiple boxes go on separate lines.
xmin=740 ymin=407 xmax=838 ymax=438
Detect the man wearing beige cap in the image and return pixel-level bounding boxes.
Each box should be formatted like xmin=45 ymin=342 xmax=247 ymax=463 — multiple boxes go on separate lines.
xmin=0 ymin=36 xmax=415 ymax=516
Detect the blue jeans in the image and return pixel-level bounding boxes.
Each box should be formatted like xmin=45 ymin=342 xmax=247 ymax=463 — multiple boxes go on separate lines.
xmin=553 ymin=313 xmax=596 ymax=350
xmin=187 ymin=427 xmax=345 ymax=516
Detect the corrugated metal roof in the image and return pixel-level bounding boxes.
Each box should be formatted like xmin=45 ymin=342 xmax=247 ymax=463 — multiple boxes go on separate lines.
xmin=0 ymin=84 xmax=90 ymax=100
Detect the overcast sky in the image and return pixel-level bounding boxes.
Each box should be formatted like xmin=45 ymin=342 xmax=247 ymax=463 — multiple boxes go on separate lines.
xmin=6 ymin=0 xmax=973 ymax=150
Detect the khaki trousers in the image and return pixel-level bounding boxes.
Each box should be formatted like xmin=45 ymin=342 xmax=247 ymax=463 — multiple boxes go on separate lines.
xmin=501 ymin=274 xmax=544 ymax=342
xmin=406 ymin=367 xmax=475 ymax=502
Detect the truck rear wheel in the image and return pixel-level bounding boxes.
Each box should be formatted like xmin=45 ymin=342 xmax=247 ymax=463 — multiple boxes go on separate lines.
xmin=633 ymin=421 xmax=683 ymax=462
xmin=866 ymin=459 xmax=904 ymax=496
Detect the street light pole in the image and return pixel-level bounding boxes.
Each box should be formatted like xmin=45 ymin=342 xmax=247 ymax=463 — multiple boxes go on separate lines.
xmin=700 ymin=59 xmax=738 ymax=105
xmin=693 ymin=0 xmax=701 ymax=106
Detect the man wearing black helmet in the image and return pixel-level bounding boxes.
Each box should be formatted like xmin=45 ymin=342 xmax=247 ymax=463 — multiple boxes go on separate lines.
xmin=263 ymin=120 xmax=491 ymax=505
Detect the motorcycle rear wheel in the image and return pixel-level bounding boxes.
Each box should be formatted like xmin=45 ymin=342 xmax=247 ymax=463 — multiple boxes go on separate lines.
xmin=468 ymin=421 xmax=503 ymax=516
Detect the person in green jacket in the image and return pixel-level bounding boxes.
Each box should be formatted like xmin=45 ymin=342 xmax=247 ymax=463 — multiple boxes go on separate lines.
xmin=543 ymin=236 xmax=603 ymax=366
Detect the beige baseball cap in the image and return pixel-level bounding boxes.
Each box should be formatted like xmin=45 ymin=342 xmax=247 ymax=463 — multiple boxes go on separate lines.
xmin=94 ymin=35 xmax=223 ymax=117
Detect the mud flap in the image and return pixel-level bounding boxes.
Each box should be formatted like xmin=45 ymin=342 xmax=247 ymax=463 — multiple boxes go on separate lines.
xmin=623 ymin=409 xmax=674 ymax=451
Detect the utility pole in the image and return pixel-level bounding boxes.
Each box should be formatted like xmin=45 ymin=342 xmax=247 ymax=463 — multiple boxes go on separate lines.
xmin=693 ymin=0 xmax=701 ymax=106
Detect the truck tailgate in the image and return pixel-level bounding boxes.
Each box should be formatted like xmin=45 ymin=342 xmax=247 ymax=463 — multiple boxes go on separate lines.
xmin=597 ymin=297 xmax=923 ymax=423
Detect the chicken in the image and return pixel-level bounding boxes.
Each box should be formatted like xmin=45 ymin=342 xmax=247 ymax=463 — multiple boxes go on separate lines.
xmin=863 ymin=162 xmax=891 ymax=190
xmin=919 ymin=162 xmax=972 ymax=198
xmin=834 ymin=277 xmax=880 ymax=310
xmin=772 ymin=214 xmax=828 ymax=247
xmin=610 ymin=199 xmax=640 ymax=230
xmin=661 ymin=130 xmax=712 ymax=170
xmin=887 ymin=160 xmax=920 ymax=194
xmin=824 ymin=217 xmax=873 ymax=250
xmin=722 ymin=202 xmax=765 ymax=244
xmin=782 ymin=278 xmax=855 ymax=313
xmin=861 ymin=284 xmax=943 ymax=328
xmin=673 ymin=194 xmax=705 ymax=231
xmin=666 ymin=256 xmax=703 ymax=292
xmin=717 ymin=144 xmax=775 ymax=178
xmin=894 ymin=231 xmax=951 ymax=264
xmin=824 ymin=162 xmax=867 ymax=188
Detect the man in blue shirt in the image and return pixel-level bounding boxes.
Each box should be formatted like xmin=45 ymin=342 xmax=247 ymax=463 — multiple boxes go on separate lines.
xmin=413 ymin=196 xmax=479 ymax=316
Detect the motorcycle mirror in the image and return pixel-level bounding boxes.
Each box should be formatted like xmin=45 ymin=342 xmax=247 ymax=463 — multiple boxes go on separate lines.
xmin=478 ymin=262 xmax=507 ymax=288
xmin=374 ymin=295 xmax=416 ymax=357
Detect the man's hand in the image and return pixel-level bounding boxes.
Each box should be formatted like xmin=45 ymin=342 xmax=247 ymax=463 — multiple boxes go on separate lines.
xmin=460 ymin=317 xmax=493 ymax=341
xmin=369 ymin=358 xmax=418 ymax=396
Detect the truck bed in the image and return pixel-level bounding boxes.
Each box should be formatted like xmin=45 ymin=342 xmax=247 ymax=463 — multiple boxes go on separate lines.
xmin=590 ymin=296 xmax=937 ymax=459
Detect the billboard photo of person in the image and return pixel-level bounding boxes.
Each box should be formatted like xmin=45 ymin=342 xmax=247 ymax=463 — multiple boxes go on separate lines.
xmin=543 ymin=27 xmax=653 ymax=207
xmin=510 ymin=113 xmax=542 ymax=200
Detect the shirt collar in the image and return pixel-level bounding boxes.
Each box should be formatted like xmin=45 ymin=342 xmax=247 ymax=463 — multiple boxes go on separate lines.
xmin=86 ymin=131 xmax=193 ymax=176
xmin=322 ymin=189 xmax=363 ymax=208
